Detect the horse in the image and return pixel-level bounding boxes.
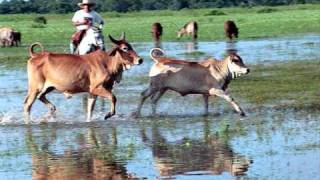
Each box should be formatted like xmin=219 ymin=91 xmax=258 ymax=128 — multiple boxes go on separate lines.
xmin=70 ymin=25 xmax=105 ymax=55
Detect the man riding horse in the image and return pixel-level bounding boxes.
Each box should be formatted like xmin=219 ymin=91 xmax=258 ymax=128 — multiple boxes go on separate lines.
xmin=71 ymin=0 xmax=104 ymax=54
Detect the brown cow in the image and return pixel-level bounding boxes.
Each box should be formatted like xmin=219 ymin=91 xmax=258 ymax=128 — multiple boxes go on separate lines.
xmin=11 ymin=31 xmax=21 ymax=47
xmin=224 ymin=20 xmax=239 ymax=41
xmin=0 ymin=27 xmax=14 ymax=47
xmin=177 ymin=21 xmax=198 ymax=40
xmin=24 ymin=33 xmax=143 ymax=123
xmin=133 ymin=48 xmax=249 ymax=117
xmin=151 ymin=22 xmax=163 ymax=42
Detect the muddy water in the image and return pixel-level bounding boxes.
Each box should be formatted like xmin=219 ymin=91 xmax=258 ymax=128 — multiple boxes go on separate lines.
xmin=0 ymin=35 xmax=320 ymax=179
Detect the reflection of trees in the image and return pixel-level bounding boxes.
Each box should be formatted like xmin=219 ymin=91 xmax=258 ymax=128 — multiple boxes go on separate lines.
xmin=25 ymin=126 xmax=132 ymax=180
xmin=141 ymin=119 xmax=251 ymax=177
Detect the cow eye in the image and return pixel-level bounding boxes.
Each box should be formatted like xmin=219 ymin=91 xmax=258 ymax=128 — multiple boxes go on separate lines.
xmin=232 ymin=59 xmax=239 ymax=63
xmin=122 ymin=47 xmax=129 ymax=52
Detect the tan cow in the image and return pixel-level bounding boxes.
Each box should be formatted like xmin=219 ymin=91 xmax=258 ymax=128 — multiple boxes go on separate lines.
xmin=133 ymin=48 xmax=249 ymax=117
xmin=0 ymin=27 xmax=14 ymax=47
xmin=24 ymin=33 xmax=143 ymax=123
xmin=177 ymin=21 xmax=198 ymax=40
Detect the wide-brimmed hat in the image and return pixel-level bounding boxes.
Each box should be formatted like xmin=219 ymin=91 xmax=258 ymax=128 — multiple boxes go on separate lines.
xmin=78 ymin=0 xmax=96 ymax=7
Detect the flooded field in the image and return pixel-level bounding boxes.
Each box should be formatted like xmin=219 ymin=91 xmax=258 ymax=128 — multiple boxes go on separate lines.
xmin=0 ymin=35 xmax=319 ymax=179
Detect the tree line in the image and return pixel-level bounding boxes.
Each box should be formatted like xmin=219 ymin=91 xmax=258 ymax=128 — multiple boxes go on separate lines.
xmin=0 ymin=0 xmax=319 ymax=14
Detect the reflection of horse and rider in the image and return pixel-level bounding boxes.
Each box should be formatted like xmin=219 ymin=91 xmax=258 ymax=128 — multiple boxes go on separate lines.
xmin=70 ymin=0 xmax=105 ymax=55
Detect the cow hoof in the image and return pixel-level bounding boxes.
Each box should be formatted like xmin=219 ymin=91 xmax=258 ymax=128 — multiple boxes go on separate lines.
xmin=131 ymin=112 xmax=140 ymax=118
xmin=104 ymin=112 xmax=114 ymax=120
xmin=240 ymin=112 xmax=246 ymax=117
xmin=202 ymin=113 xmax=209 ymax=117
xmin=49 ymin=106 xmax=56 ymax=113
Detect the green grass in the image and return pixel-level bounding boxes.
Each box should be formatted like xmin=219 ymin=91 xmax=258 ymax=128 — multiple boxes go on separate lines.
xmin=0 ymin=4 xmax=319 ymax=45
xmin=230 ymin=60 xmax=320 ymax=111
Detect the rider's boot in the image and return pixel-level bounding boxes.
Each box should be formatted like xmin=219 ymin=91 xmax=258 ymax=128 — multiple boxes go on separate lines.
xmin=70 ymin=43 xmax=76 ymax=54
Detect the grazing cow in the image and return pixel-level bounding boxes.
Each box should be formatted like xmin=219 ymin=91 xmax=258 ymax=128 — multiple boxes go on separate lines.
xmin=224 ymin=20 xmax=239 ymax=41
xmin=151 ymin=22 xmax=163 ymax=42
xmin=11 ymin=31 xmax=21 ymax=47
xmin=133 ymin=48 xmax=249 ymax=117
xmin=0 ymin=27 xmax=14 ymax=47
xmin=177 ymin=21 xmax=198 ymax=40
xmin=24 ymin=33 xmax=143 ymax=123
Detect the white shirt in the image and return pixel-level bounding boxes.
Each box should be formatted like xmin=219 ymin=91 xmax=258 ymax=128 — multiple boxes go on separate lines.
xmin=72 ymin=9 xmax=104 ymax=31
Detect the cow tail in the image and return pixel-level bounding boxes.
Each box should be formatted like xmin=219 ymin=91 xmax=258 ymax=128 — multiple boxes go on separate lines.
xmin=29 ymin=42 xmax=44 ymax=58
xmin=149 ymin=48 xmax=165 ymax=63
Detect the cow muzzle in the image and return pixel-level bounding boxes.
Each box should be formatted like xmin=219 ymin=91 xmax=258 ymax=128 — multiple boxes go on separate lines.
xmin=134 ymin=57 xmax=143 ymax=65
xmin=232 ymin=68 xmax=250 ymax=78
xmin=124 ymin=64 xmax=132 ymax=70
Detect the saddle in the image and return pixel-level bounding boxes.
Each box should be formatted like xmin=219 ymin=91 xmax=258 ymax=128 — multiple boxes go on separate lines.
xmin=71 ymin=30 xmax=86 ymax=46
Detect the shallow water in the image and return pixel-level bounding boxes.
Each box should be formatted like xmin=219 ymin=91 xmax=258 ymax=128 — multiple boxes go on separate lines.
xmin=0 ymin=35 xmax=319 ymax=179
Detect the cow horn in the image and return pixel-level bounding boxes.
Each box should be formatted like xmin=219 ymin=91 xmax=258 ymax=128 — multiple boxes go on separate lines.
xmin=120 ymin=32 xmax=126 ymax=40
xmin=109 ymin=35 xmax=119 ymax=45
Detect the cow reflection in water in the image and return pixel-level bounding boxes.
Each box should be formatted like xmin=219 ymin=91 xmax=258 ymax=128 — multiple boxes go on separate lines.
xmin=140 ymin=120 xmax=251 ymax=177
xmin=25 ymin=127 xmax=131 ymax=180
xmin=184 ymin=40 xmax=198 ymax=53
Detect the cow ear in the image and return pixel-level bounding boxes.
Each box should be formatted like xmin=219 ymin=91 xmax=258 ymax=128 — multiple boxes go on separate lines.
xmin=108 ymin=47 xmax=118 ymax=56
xmin=109 ymin=35 xmax=119 ymax=45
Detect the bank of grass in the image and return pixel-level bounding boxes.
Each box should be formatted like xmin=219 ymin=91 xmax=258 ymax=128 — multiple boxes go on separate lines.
xmin=0 ymin=4 xmax=319 ymax=45
xmin=230 ymin=60 xmax=320 ymax=111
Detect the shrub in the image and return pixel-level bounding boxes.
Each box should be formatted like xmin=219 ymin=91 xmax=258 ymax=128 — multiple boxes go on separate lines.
xmin=205 ymin=9 xmax=226 ymax=16
xmin=31 ymin=23 xmax=46 ymax=28
xmin=256 ymin=8 xmax=278 ymax=14
xmin=33 ymin=16 xmax=47 ymax=24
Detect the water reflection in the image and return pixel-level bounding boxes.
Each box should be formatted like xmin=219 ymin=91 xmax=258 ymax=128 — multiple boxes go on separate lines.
xmin=23 ymin=118 xmax=251 ymax=179
xmin=141 ymin=119 xmax=251 ymax=177
xmin=225 ymin=41 xmax=238 ymax=55
xmin=25 ymin=126 xmax=132 ymax=179
xmin=184 ymin=40 xmax=199 ymax=53
xmin=154 ymin=40 xmax=162 ymax=49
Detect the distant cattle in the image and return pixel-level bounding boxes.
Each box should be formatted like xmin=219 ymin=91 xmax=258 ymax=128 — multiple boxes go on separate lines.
xmin=11 ymin=31 xmax=21 ymax=47
xmin=0 ymin=27 xmax=14 ymax=47
xmin=177 ymin=21 xmax=198 ymax=40
xmin=224 ymin=20 xmax=239 ymax=41
xmin=151 ymin=22 xmax=163 ymax=42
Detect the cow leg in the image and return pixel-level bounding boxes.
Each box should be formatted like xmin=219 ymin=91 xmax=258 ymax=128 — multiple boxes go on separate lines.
xmin=133 ymin=87 xmax=158 ymax=117
xmin=203 ymin=94 xmax=209 ymax=116
xmin=86 ymin=94 xmax=97 ymax=122
xmin=24 ymin=90 xmax=39 ymax=124
xmin=151 ymin=89 xmax=166 ymax=115
xmin=209 ymin=89 xmax=245 ymax=116
xmin=91 ymin=86 xmax=116 ymax=120
xmin=38 ymin=87 xmax=56 ymax=114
